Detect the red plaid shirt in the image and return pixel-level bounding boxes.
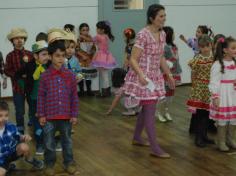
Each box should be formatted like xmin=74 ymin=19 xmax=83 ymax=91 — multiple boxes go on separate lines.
xmin=4 ymin=48 xmax=33 ymax=94
xmin=37 ymin=66 xmax=79 ymax=120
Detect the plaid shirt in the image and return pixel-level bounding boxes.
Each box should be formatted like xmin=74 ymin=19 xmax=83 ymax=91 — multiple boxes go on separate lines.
xmin=4 ymin=48 xmax=33 ymax=94
xmin=0 ymin=122 xmax=21 ymax=164
xmin=37 ymin=66 xmax=79 ymax=120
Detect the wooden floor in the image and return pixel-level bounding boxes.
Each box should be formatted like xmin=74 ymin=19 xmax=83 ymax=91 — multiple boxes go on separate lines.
xmin=5 ymin=86 xmax=236 ymax=176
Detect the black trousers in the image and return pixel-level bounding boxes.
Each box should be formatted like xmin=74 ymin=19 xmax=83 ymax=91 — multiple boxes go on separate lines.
xmin=78 ymin=80 xmax=92 ymax=92
xmin=195 ymin=109 xmax=209 ymax=139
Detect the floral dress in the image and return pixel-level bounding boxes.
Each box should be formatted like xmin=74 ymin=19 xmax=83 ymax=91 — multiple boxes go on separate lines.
xmin=187 ymin=54 xmax=214 ymax=113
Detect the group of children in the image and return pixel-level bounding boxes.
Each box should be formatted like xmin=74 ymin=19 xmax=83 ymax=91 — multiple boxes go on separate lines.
xmin=0 ymin=20 xmax=117 ymax=175
xmin=0 ymin=20 xmax=236 ymax=175
xmin=184 ymin=25 xmax=236 ymax=151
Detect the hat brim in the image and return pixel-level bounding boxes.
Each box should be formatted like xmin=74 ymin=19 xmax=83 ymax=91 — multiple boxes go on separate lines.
xmin=7 ymin=33 xmax=28 ymax=41
xmin=33 ymin=47 xmax=48 ymax=53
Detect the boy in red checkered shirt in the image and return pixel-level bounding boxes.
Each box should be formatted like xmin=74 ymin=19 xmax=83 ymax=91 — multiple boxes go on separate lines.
xmin=37 ymin=39 xmax=78 ymax=176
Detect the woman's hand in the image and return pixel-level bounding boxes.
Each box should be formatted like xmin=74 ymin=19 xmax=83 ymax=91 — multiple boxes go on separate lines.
xmin=138 ymin=74 xmax=148 ymax=86
xmin=167 ymin=75 xmax=175 ymax=90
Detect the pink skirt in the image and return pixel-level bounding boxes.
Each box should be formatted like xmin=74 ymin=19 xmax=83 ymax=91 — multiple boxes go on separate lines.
xmin=92 ymin=51 xmax=116 ymax=69
xmin=124 ymin=70 xmax=166 ymax=101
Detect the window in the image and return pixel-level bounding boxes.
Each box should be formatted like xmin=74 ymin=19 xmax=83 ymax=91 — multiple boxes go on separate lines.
xmin=114 ymin=0 xmax=144 ymax=10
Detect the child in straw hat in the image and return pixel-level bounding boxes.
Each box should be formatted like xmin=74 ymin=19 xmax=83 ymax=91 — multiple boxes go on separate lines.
xmin=4 ymin=28 xmax=34 ymax=134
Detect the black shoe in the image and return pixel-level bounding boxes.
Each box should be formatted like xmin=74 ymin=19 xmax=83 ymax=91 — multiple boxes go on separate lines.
xmin=189 ymin=127 xmax=195 ymax=135
xmin=87 ymin=91 xmax=94 ymax=96
xmin=195 ymin=136 xmax=206 ymax=148
xmin=78 ymin=91 xmax=85 ymax=97
xmin=203 ymin=136 xmax=215 ymax=144
xmin=208 ymin=124 xmax=217 ymax=134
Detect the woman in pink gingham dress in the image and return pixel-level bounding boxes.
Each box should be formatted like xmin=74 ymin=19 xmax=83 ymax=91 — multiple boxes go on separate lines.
xmin=124 ymin=27 xmax=166 ymax=101
xmin=124 ymin=4 xmax=175 ymax=158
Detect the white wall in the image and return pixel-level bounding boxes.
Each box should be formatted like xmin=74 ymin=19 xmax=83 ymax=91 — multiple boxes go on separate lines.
xmin=160 ymin=0 xmax=236 ymax=83
xmin=0 ymin=0 xmax=98 ymax=97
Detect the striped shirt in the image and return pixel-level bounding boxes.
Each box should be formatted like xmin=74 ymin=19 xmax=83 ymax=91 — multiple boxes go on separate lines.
xmin=37 ymin=66 xmax=79 ymax=120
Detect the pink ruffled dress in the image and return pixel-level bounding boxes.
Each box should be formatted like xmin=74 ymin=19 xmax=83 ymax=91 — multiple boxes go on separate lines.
xmin=124 ymin=28 xmax=166 ymax=102
xmin=92 ymin=34 xmax=116 ymax=69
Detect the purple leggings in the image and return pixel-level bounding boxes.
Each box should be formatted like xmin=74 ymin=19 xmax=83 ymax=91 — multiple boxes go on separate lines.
xmin=133 ymin=103 xmax=166 ymax=155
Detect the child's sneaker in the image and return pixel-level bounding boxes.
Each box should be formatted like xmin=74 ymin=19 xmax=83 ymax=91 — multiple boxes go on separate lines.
xmin=8 ymin=163 xmax=16 ymax=171
xmin=65 ymin=162 xmax=77 ymax=175
xmin=165 ymin=112 xmax=173 ymax=121
xmin=44 ymin=167 xmax=55 ymax=176
xmin=56 ymin=142 xmax=62 ymax=152
xmin=35 ymin=145 xmax=44 ymax=155
xmin=25 ymin=157 xmax=44 ymax=169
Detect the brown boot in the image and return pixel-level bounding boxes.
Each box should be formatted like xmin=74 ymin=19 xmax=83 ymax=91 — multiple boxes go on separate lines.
xmin=217 ymin=126 xmax=229 ymax=152
xmin=227 ymin=125 xmax=236 ymax=149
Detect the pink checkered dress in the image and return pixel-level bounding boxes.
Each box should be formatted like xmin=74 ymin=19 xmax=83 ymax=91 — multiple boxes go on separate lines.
xmin=124 ymin=27 xmax=166 ymax=101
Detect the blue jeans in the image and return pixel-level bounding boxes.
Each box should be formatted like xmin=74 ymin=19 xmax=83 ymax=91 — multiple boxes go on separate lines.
xmin=43 ymin=120 xmax=74 ymax=167
xmin=13 ymin=92 xmax=33 ymax=133
xmin=31 ymin=99 xmax=43 ymax=148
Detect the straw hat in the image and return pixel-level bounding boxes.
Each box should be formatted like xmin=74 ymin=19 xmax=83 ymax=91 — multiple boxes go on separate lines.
xmin=32 ymin=40 xmax=48 ymax=53
xmin=48 ymin=28 xmax=78 ymax=44
xmin=7 ymin=28 xmax=28 ymax=41
xmin=47 ymin=28 xmax=68 ymax=44
xmin=64 ymin=30 xmax=77 ymax=44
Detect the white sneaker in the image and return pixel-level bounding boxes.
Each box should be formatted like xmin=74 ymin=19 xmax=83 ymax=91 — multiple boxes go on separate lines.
xmin=122 ymin=110 xmax=136 ymax=116
xmin=157 ymin=113 xmax=167 ymax=122
xmin=165 ymin=112 xmax=173 ymax=121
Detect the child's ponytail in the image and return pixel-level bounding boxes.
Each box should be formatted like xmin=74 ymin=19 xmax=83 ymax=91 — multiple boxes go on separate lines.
xmin=104 ymin=21 xmax=115 ymax=42
xmin=214 ymin=37 xmax=236 ymax=73
xmin=96 ymin=21 xmax=115 ymax=42
xmin=198 ymin=25 xmax=214 ymax=38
